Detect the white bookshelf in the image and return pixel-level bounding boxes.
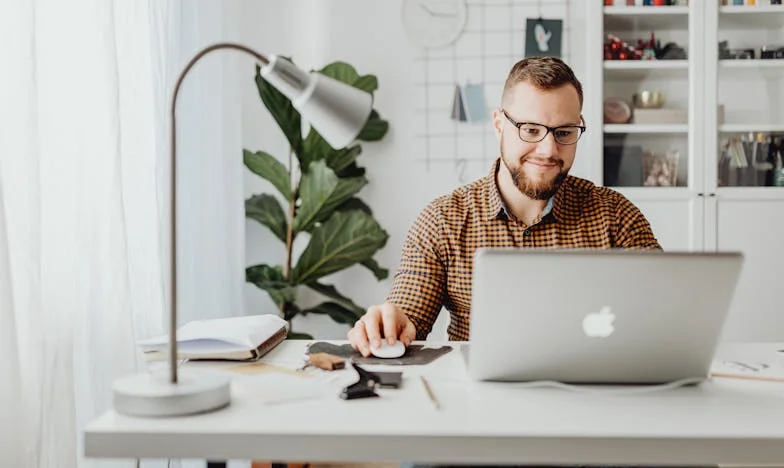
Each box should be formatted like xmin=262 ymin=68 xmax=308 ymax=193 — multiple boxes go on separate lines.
xmin=719 ymin=60 xmax=784 ymax=69
xmin=719 ymin=123 xmax=784 ymax=133
xmin=603 ymin=6 xmax=690 ymax=15
xmin=719 ymin=5 xmax=784 ymax=15
xmin=604 ymin=6 xmax=689 ymax=31
xmin=604 ymin=124 xmax=689 ymax=134
xmin=603 ymin=60 xmax=689 ymax=70
xmin=603 ymin=60 xmax=689 ymax=79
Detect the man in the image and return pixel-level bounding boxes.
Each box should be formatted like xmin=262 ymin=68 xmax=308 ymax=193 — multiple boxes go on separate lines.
xmin=348 ymin=56 xmax=661 ymax=356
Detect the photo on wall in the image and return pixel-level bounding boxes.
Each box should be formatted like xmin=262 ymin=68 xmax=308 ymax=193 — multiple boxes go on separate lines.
xmin=525 ymin=18 xmax=563 ymax=58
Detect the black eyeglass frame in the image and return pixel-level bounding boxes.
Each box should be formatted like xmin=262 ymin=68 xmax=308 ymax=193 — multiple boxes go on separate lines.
xmin=501 ymin=109 xmax=586 ymax=145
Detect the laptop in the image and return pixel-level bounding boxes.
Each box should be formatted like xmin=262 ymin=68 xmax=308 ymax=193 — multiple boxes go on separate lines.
xmin=464 ymin=248 xmax=744 ymax=384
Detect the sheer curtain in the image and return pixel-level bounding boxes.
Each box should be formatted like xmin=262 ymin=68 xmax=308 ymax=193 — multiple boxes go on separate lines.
xmin=0 ymin=1 xmax=243 ymax=467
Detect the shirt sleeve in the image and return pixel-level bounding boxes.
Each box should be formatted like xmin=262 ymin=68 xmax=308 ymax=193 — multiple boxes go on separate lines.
xmin=386 ymin=200 xmax=447 ymax=340
xmin=613 ymin=195 xmax=663 ymax=250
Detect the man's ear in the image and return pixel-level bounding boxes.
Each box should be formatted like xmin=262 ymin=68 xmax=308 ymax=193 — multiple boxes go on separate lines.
xmin=492 ymin=108 xmax=504 ymax=140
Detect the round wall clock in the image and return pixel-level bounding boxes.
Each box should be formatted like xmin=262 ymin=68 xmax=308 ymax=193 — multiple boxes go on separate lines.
xmin=401 ymin=0 xmax=468 ymax=49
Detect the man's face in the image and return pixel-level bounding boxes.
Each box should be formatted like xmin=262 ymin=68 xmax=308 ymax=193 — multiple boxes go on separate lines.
xmin=492 ymin=81 xmax=583 ymax=200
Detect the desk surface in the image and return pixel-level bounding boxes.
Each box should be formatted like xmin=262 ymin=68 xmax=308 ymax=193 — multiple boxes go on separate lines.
xmin=85 ymin=341 xmax=784 ymax=465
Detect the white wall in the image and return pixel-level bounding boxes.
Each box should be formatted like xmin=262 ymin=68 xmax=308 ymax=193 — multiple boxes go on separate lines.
xmin=239 ymin=0 xmax=589 ymax=339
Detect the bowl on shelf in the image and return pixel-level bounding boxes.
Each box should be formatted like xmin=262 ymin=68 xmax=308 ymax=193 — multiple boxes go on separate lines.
xmin=632 ymin=91 xmax=666 ymax=109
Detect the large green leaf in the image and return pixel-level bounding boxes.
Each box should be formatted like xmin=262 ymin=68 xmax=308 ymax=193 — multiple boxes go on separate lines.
xmin=335 ymin=197 xmax=372 ymax=215
xmin=353 ymin=75 xmax=378 ymax=93
xmin=336 ymin=162 xmax=366 ymax=178
xmin=360 ymin=257 xmax=389 ymax=281
xmin=243 ymin=150 xmax=291 ymax=200
xmin=291 ymin=210 xmax=389 ymax=284
xmin=300 ymin=127 xmax=335 ymax=171
xmin=301 ymin=301 xmax=361 ymax=325
xmin=318 ymin=62 xmax=360 ymax=85
xmin=245 ymin=194 xmax=287 ymax=243
xmin=357 ymin=110 xmax=389 ymax=142
xmin=306 ymin=282 xmax=365 ymax=316
xmin=254 ymin=64 xmax=302 ymax=155
xmin=246 ymin=264 xmax=297 ymax=308
xmin=292 ymin=160 xmax=367 ymax=233
xmin=318 ymin=177 xmax=367 ymax=224
xmin=328 ymin=145 xmax=362 ymax=175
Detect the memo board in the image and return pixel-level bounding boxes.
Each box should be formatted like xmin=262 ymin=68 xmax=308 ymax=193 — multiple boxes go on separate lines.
xmin=413 ymin=0 xmax=572 ymax=184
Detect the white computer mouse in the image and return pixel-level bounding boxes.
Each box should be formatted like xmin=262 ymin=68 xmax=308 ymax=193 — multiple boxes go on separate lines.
xmin=369 ymin=340 xmax=406 ymax=359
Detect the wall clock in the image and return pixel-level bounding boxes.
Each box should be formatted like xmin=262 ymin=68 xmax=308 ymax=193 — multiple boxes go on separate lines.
xmin=401 ymin=0 xmax=468 ymax=49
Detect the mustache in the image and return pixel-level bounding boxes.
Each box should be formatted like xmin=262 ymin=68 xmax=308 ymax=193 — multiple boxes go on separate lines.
xmin=522 ymin=156 xmax=565 ymax=168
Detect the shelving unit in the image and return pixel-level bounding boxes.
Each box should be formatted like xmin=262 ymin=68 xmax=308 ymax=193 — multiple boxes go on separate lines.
xmin=585 ymin=1 xmax=784 ymax=341
xmin=604 ymin=124 xmax=689 ymax=134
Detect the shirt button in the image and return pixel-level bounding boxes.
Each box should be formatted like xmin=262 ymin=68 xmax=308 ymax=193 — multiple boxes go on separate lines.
xmin=523 ymin=230 xmax=531 ymax=237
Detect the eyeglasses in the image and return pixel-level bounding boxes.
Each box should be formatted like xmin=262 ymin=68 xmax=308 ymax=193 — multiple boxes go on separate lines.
xmin=501 ymin=109 xmax=586 ymax=145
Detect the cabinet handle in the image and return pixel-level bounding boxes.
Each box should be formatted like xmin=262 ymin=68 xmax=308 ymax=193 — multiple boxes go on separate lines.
xmin=697 ymin=193 xmax=704 ymax=197
xmin=708 ymin=193 xmax=717 ymax=197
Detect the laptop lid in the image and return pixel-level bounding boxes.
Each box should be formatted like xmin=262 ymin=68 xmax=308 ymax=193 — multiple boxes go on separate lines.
xmin=466 ymin=249 xmax=744 ymax=384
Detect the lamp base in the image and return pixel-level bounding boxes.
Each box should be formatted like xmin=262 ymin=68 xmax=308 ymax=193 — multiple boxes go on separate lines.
xmin=113 ymin=369 xmax=231 ymax=417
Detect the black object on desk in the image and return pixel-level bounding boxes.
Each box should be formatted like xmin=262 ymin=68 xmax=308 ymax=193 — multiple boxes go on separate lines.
xmin=340 ymin=362 xmax=381 ymax=400
xmin=307 ymin=342 xmax=452 ymax=365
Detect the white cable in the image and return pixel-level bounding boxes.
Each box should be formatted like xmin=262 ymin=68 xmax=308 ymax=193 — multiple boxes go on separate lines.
xmin=497 ymin=377 xmax=707 ymax=395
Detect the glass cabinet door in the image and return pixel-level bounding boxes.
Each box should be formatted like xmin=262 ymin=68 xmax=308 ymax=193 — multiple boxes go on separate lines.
xmin=713 ymin=2 xmax=784 ymax=188
xmin=601 ymin=2 xmax=693 ymax=188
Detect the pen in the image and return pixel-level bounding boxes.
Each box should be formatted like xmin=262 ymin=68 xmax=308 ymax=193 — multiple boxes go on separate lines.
xmin=420 ymin=375 xmax=440 ymax=410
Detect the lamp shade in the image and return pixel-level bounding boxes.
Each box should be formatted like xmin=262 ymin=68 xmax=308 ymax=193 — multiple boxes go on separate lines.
xmin=260 ymin=55 xmax=373 ymax=148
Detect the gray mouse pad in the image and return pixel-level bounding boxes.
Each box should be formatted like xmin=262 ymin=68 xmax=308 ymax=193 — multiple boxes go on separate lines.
xmin=306 ymin=342 xmax=452 ymax=365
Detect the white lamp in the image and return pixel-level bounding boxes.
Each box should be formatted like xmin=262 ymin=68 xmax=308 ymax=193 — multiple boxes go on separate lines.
xmin=112 ymin=43 xmax=373 ymax=417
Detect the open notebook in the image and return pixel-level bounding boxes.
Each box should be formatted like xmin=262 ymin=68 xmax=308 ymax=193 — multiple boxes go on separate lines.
xmin=138 ymin=314 xmax=288 ymax=361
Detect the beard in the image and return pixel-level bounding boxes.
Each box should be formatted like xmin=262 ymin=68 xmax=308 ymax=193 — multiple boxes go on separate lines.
xmin=501 ymin=147 xmax=569 ymax=200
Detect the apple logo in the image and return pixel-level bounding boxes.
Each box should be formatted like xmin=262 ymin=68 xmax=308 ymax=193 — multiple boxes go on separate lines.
xmin=582 ymin=306 xmax=615 ymax=338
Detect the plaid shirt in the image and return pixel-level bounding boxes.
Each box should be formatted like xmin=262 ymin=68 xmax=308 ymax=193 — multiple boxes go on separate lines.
xmin=387 ymin=158 xmax=661 ymax=341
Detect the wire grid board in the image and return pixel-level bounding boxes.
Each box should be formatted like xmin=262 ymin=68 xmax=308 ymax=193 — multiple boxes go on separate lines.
xmin=415 ymin=0 xmax=571 ymax=184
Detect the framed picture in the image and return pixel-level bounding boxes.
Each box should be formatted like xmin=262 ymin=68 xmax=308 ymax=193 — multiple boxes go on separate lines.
xmin=525 ymin=18 xmax=563 ymax=58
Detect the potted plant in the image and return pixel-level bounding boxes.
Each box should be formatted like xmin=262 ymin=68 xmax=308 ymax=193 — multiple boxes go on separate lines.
xmin=244 ymin=59 xmax=390 ymax=339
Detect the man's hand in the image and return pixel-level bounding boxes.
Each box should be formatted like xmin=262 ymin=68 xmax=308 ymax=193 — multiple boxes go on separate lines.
xmin=347 ymin=303 xmax=416 ymax=357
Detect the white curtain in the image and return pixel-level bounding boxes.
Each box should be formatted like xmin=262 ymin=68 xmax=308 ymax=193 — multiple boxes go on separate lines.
xmin=0 ymin=0 xmax=243 ymax=467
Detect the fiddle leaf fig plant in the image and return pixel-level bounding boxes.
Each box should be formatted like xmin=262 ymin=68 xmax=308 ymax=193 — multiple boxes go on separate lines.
xmin=244 ymin=59 xmax=390 ymax=339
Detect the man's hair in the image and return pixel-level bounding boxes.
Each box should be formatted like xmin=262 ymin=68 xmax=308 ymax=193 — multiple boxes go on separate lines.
xmin=501 ymin=56 xmax=583 ymax=109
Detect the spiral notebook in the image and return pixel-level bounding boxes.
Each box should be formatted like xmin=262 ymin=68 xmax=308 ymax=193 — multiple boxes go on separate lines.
xmin=137 ymin=314 xmax=288 ymax=361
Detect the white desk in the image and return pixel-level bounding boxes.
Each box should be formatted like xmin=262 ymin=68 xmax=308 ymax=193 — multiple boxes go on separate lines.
xmin=85 ymin=341 xmax=784 ymax=466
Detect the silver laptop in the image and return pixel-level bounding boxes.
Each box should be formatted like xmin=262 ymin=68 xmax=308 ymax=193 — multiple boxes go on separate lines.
xmin=465 ymin=248 xmax=744 ymax=384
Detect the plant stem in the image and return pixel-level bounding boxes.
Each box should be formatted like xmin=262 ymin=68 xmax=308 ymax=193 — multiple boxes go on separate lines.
xmin=283 ymin=148 xmax=297 ymax=282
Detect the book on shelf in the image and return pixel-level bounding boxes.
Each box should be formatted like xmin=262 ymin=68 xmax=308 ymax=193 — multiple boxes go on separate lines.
xmin=137 ymin=314 xmax=288 ymax=361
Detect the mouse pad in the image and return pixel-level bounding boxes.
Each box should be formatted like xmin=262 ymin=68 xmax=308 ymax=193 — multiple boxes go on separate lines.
xmin=305 ymin=342 xmax=452 ymax=365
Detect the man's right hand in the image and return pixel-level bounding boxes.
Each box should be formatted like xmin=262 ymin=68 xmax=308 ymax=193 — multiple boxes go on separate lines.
xmin=347 ymin=303 xmax=416 ymax=357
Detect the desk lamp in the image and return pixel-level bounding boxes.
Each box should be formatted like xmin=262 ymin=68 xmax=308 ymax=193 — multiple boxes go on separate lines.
xmin=112 ymin=43 xmax=373 ymax=417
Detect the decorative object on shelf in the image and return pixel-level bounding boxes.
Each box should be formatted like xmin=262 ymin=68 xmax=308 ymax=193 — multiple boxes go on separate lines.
xmin=719 ymin=40 xmax=755 ymax=60
xmin=632 ymin=90 xmax=666 ymax=109
xmin=401 ymin=0 xmax=468 ymax=49
xmin=245 ymin=58 xmax=391 ymax=340
xmin=604 ymin=33 xmax=687 ymax=60
xmin=760 ymin=45 xmax=784 ymax=59
xmin=603 ymin=98 xmax=632 ymax=124
xmin=643 ymin=149 xmax=680 ymax=186
xmin=112 ymin=42 xmax=375 ymax=418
